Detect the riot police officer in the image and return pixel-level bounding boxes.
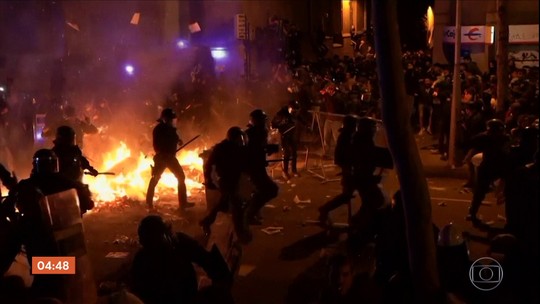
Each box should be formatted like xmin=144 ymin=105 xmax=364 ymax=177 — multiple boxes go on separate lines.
xmin=349 ymin=117 xmax=387 ymax=244
xmin=52 ymin=125 xmax=98 ymax=183
xmin=1 ymin=149 xmax=95 ymax=302
xmin=146 ymin=108 xmax=194 ymax=211
xmin=199 ymin=127 xmax=251 ymax=243
xmin=271 ymin=101 xmax=303 ymax=180
xmin=244 ymin=109 xmax=279 ymax=225
xmin=464 ymin=119 xmax=511 ymax=226
xmin=318 ymin=115 xmax=357 ymax=225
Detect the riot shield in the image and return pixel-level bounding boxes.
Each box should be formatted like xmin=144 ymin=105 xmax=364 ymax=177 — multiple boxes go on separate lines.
xmin=38 ymin=189 xmax=97 ymax=304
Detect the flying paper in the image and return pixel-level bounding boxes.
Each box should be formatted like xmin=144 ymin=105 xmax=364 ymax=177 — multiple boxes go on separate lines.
xmin=189 ymin=22 xmax=201 ymax=33
xmin=130 ymin=12 xmax=140 ymax=25
xmin=66 ymin=22 xmax=80 ymax=31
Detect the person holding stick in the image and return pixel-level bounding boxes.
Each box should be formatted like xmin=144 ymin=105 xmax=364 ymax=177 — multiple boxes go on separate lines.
xmin=146 ymin=108 xmax=195 ymax=212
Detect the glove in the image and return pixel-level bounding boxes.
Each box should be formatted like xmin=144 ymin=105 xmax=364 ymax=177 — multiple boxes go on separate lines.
xmin=89 ymin=168 xmax=99 ymax=177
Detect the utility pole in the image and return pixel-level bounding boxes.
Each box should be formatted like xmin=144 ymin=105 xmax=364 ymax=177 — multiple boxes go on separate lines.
xmin=448 ymin=0 xmax=462 ymax=168
xmin=372 ymin=0 xmax=440 ymax=302
xmin=496 ymin=0 xmax=509 ymax=115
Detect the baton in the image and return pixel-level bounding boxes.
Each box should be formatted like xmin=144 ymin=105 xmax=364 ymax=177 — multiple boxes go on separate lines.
xmin=176 ymin=135 xmax=201 ymax=152
xmin=282 ymin=126 xmax=295 ymax=135
xmin=84 ymin=171 xmax=116 ymax=176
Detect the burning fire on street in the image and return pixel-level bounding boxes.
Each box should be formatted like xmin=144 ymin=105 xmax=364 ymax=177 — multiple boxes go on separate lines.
xmin=83 ymin=141 xmax=205 ymax=208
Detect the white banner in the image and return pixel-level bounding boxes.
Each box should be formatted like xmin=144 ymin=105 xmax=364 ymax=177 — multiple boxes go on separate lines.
xmin=443 ymin=26 xmax=494 ymax=44
xmin=509 ymin=25 xmax=539 ymax=44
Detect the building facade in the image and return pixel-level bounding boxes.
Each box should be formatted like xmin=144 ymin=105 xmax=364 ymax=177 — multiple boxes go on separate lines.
xmin=432 ymin=0 xmax=539 ymax=72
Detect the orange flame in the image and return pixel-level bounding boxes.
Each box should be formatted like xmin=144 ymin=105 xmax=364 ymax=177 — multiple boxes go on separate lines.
xmin=84 ymin=141 xmax=204 ymax=205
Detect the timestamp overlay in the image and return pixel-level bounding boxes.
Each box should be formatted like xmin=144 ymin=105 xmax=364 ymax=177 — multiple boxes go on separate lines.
xmin=32 ymin=257 xmax=76 ymax=275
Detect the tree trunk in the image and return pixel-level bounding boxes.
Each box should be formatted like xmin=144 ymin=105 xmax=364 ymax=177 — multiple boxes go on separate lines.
xmin=496 ymin=0 xmax=509 ymax=114
xmin=371 ymin=0 xmax=441 ymax=302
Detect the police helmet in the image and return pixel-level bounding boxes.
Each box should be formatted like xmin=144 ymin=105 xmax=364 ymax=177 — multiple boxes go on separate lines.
xmin=160 ymin=108 xmax=177 ymax=121
xmin=32 ymin=149 xmax=59 ymax=174
xmin=138 ymin=215 xmax=171 ymax=248
xmin=227 ymin=126 xmax=247 ymax=146
xmin=342 ymin=115 xmax=358 ymax=131
xmin=486 ymin=119 xmax=505 ymax=134
xmin=437 ymin=223 xmax=465 ymax=247
xmin=249 ymin=109 xmax=267 ymax=125
xmin=357 ymin=116 xmax=378 ymax=136
xmin=55 ymin=125 xmax=76 ymax=146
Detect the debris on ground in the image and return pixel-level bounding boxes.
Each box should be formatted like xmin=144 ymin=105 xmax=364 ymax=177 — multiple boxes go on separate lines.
xmin=497 ymin=214 xmax=507 ymax=222
xmin=265 ymin=204 xmax=276 ymax=209
xmin=261 ymin=226 xmax=284 ymax=235
xmin=293 ymin=195 xmax=311 ymax=204
xmin=282 ymin=206 xmax=291 ymax=212
xmin=105 ymin=252 xmax=129 ymax=259
xmin=437 ymin=202 xmax=447 ymax=207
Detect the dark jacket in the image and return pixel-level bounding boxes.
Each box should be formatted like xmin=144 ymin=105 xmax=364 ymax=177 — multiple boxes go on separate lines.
xmin=204 ymin=140 xmax=246 ymax=190
xmin=271 ymin=107 xmax=296 ymax=138
xmin=153 ymin=122 xmax=181 ymax=155
xmin=334 ymin=129 xmax=355 ymax=169
xmin=245 ymin=125 xmax=269 ymax=169
xmin=52 ymin=144 xmax=93 ymax=182
xmin=351 ymin=135 xmax=378 ymax=181
xmin=470 ymin=132 xmax=511 ymax=169
xmin=130 ymin=232 xmax=222 ymax=304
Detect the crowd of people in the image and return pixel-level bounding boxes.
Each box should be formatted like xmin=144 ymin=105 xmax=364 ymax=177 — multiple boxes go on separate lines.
xmin=1 ymin=35 xmax=539 ymax=302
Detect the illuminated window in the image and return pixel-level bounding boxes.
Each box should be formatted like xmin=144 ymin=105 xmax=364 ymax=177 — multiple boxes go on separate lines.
xmin=341 ymin=0 xmax=366 ymax=37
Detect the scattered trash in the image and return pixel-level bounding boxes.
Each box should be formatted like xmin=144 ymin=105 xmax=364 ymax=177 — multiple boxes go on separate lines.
xmin=113 ymin=235 xmax=130 ymax=245
xmin=430 ymin=187 xmax=446 ymax=191
xmin=481 ymin=201 xmax=493 ymax=206
xmin=290 ymin=184 xmax=296 ymax=187
xmin=437 ymin=202 xmax=447 ymax=207
xmin=264 ymin=204 xmax=276 ymax=209
xmin=105 ymin=252 xmax=129 ymax=259
xmin=261 ymin=226 xmax=283 ymax=235
xmin=485 ymin=220 xmax=495 ymax=226
xmin=238 ymin=264 xmax=256 ymax=277
xmin=293 ymin=195 xmax=311 ymax=204
xmin=497 ymin=214 xmax=507 ymax=222
xmin=282 ymin=206 xmax=291 ymax=212
xmin=459 ymin=189 xmax=471 ymax=194
xmin=296 ymin=205 xmax=306 ymax=209
xmin=331 ymin=222 xmax=349 ymax=229
xmin=303 ymin=220 xmax=320 ymax=226
xmin=325 ymin=195 xmax=331 ymax=198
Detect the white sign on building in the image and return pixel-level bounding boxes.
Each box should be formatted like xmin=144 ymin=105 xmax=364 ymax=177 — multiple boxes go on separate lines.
xmin=509 ymin=24 xmax=539 ymax=44
xmin=443 ymin=26 xmax=494 ymax=44
xmin=235 ymin=14 xmax=247 ymax=40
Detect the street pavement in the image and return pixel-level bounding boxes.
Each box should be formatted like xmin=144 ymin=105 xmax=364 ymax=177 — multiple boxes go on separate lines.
xmin=81 ymin=134 xmax=505 ymax=303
